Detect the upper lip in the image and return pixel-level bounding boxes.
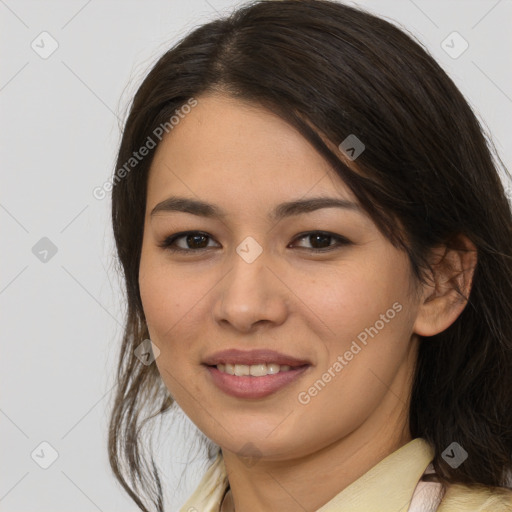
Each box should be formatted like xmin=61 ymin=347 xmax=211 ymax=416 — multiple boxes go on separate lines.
xmin=203 ymin=349 xmax=311 ymax=367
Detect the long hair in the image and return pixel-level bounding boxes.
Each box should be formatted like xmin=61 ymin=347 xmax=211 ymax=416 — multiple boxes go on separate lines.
xmin=107 ymin=1 xmax=512 ymax=510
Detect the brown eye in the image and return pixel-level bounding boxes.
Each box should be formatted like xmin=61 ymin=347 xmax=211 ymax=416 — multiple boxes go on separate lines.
xmin=158 ymin=231 xmax=219 ymax=252
xmin=290 ymin=231 xmax=351 ymax=252
xmin=184 ymin=233 xmax=210 ymax=249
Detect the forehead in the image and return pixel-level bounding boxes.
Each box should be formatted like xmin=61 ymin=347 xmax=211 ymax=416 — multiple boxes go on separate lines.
xmin=146 ymin=93 xmax=361 ymax=216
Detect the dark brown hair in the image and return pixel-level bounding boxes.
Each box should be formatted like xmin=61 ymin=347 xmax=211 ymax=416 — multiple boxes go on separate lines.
xmin=108 ymin=0 xmax=512 ymax=510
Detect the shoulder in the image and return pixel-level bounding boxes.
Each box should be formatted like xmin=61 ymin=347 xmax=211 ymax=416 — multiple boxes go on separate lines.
xmin=436 ymin=483 xmax=512 ymax=512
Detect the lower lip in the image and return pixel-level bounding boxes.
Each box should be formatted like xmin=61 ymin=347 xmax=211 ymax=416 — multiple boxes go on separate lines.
xmin=205 ymin=365 xmax=310 ymax=399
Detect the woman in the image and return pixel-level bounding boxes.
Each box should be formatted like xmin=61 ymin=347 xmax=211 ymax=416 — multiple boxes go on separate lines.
xmin=107 ymin=0 xmax=512 ymax=510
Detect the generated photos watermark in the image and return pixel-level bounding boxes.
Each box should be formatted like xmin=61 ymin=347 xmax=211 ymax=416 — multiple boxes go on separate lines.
xmin=297 ymin=301 xmax=403 ymax=405
xmin=93 ymin=97 xmax=198 ymax=200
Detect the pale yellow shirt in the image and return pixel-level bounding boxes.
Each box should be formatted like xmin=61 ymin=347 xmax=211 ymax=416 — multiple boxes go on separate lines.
xmin=179 ymin=437 xmax=512 ymax=512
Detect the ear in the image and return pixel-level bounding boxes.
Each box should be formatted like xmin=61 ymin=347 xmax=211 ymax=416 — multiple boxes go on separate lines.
xmin=413 ymin=234 xmax=478 ymax=337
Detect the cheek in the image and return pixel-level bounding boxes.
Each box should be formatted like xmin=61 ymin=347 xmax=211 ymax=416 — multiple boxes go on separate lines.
xmin=139 ymin=261 xmax=208 ymax=403
xmin=293 ymin=257 xmax=414 ymax=388
xmin=139 ymin=254 xmax=202 ymax=339
xmin=291 ymin=260 xmax=403 ymax=341
xmin=138 ymin=254 xmax=218 ymax=392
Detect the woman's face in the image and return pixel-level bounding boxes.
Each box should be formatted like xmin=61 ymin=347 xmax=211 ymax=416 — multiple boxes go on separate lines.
xmin=139 ymin=92 xmax=423 ymax=461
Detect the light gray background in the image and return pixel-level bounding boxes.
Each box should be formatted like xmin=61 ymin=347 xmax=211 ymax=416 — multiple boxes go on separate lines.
xmin=1 ymin=1 xmax=511 ymax=511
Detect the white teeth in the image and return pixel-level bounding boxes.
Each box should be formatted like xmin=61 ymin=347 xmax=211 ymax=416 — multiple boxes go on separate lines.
xmin=216 ymin=363 xmax=293 ymax=376
xmin=249 ymin=364 xmax=267 ymax=377
xmin=234 ymin=364 xmax=250 ymax=376
xmin=267 ymin=363 xmax=281 ymax=374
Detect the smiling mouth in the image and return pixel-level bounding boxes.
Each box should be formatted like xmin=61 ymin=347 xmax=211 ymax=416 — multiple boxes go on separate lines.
xmin=205 ymin=363 xmax=311 ymax=399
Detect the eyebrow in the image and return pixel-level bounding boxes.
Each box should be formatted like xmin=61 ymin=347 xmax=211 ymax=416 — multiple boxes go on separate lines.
xmin=150 ymin=195 xmax=363 ymax=222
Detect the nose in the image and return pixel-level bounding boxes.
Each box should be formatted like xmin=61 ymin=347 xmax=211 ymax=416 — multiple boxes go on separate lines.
xmin=211 ymin=247 xmax=288 ymax=333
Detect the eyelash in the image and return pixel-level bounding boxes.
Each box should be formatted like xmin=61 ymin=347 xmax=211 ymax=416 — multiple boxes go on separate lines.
xmin=158 ymin=231 xmax=351 ymax=254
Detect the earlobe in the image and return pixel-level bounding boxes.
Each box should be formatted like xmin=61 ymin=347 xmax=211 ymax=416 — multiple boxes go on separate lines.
xmin=413 ymin=234 xmax=478 ymax=337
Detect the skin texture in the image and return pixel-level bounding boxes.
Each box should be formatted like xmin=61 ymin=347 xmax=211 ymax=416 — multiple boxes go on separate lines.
xmin=138 ymin=92 xmax=477 ymax=512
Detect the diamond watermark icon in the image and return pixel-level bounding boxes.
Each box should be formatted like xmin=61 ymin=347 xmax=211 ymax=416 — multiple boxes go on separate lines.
xmin=236 ymin=236 xmax=263 ymax=264
xmin=31 ymin=441 xmax=59 ymax=469
xmin=135 ymin=338 xmax=161 ymax=365
xmin=339 ymin=134 xmax=365 ymax=161
xmin=237 ymin=442 xmax=263 ymax=468
xmin=441 ymin=31 xmax=469 ymax=59
xmin=32 ymin=237 xmax=58 ymax=263
xmin=441 ymin=442 xmax=468 ymax=468
xmin=31 ymin=31 xmax=59 ymax=59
